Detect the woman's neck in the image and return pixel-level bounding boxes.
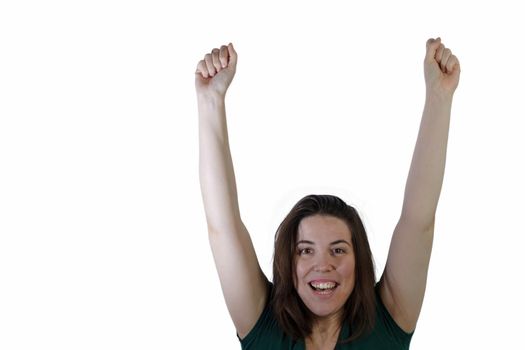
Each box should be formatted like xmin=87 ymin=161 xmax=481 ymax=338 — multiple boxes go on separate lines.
xmin=305 ymin=313 xmax=342 ymax=350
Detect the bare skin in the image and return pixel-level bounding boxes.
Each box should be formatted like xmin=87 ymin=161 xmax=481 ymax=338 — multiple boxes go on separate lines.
xmin=295 ymin=214 xmax=355 ymax=349
xmin=196 ymin=38 xmax=460 ymax=348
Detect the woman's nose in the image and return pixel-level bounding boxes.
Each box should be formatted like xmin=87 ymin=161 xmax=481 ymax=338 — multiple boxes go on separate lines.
xmin=313 ymin=253 xmax=335 ymax=272
xmin=314 ymin=264 xmax=334 ymax=272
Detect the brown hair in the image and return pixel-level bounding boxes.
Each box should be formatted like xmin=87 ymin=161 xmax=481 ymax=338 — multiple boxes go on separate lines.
xmin=271 ymin=194 xmax=377 ymax=344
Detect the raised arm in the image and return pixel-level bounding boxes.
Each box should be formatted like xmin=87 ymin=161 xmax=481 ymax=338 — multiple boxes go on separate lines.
xmin=379 ymin=37 xmax=461 ymax=333
xmin=195 ymin=43 xmax=269 ymax=339
xmin=400 ymin=37 xmax=460 ymax=228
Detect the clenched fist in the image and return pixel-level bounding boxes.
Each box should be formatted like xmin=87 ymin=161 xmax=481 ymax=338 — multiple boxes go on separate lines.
xmin=424 ymin=37 xmax=461 ymax=97
xmin=195 ymin=43 xmax=238 ymax=99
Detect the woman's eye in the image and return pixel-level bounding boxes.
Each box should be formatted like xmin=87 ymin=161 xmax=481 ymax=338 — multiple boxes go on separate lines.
xmin=334 ymin=248 xmax=345 ymax=254
xmin=299 ymin=248 xmax=312 ymax=255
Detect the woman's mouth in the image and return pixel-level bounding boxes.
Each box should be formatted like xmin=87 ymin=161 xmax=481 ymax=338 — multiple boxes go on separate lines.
xmin=309 ymin=281 xmax=338 ymax=295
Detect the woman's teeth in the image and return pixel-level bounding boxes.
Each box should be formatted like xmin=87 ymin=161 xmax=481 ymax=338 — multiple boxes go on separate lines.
xmin=309 ymin=282 xmax=337 ymax=290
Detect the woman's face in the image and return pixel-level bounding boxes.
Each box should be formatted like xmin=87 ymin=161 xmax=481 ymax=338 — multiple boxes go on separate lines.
xmin=294 ymin=214 xmax=356 ymax=319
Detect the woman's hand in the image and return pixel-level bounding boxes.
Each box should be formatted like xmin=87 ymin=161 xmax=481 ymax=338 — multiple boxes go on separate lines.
xmin=195 ymin=43 xmax=238 ymax=100
xmin=424 ymin=37 xmax=461 ymax=98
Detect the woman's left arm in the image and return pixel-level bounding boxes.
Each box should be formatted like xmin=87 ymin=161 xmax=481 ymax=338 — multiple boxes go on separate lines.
xmin=401 ymin=36 xmax=460 ymax=227
xmin=400 ymin=91 xmax=453 ymax=228
xmin=379 ymin=37 xmax=461 ymax=333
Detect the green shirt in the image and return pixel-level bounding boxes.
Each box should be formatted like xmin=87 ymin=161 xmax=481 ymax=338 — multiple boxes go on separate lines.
xmin=237 ymin=282 xmax=414 ymax=349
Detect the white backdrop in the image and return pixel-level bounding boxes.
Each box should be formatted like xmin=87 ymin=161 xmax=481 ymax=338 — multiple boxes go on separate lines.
xmin=1 ymin=0 xmax=524 ymax=349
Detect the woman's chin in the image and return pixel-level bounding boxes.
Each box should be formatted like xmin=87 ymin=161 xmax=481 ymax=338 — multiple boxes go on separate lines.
xmin=308 ymin=305 xmax=344 ymax=320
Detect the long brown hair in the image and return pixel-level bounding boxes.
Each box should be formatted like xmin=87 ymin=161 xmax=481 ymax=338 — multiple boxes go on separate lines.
xmin=271 ymin=194 xmax=377 ymax=344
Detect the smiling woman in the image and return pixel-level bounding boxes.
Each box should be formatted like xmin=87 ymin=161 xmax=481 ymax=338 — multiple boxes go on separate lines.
xmin=197 ymin=38 xmax=459 ymax=349
xmin=271 ymin=195 xmax=378 ymax=346
xmin=237 ymin=194 xmax=415 ymax=349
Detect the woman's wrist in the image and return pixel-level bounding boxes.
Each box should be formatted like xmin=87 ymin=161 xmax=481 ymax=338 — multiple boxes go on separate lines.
xmin=425 ymin=88 xmax=454 ymax=104
xmin=197 ymin=91 xmax=226 ymax=106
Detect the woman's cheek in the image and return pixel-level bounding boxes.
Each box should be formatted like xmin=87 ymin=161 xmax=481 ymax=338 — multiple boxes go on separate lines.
xmin=340 ymin=256 xmax=356 ymax=278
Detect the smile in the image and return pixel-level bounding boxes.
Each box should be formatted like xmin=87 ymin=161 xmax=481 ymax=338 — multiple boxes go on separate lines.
xmin=309 ymin=281 xmax=338 ymax=296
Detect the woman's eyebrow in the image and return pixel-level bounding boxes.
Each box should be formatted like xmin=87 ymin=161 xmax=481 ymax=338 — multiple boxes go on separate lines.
xmin=330 ymin=239 xmax=351 ymax=246
xmin=296 ymin=239 xmax=351 ymax=246
xmin=296 ymin=240 xmax=315 ymax=245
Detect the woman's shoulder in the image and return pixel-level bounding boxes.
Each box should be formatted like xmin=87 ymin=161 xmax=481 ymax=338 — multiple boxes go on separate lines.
xmin=238 ymin=281 xmax=302 ymax=349
xmin=237 ymin=281 xmax=276 ymax=341
xmin=371 ymin=282 xmax=415 ymax=346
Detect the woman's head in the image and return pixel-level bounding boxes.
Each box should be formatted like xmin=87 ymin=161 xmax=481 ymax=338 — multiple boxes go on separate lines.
xmin=294 ymin=214 xmax=356 ymax=320
xmin=272 ymin=194 xmax=377 ymax=343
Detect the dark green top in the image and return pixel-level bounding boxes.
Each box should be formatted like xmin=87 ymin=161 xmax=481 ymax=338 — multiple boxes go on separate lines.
xmin=237 ymin=282 xmax=414 ymax=349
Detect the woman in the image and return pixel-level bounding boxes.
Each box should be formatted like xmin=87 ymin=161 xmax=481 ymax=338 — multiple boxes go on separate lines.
xmin=195 ymin=38 xmax=460 ymax=349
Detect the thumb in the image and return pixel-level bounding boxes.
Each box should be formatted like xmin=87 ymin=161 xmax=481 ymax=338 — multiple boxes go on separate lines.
xmin=425 ymin=37 xmax=441 ymax=61
xmin=227 ymin=43 xmax=238 ymax=69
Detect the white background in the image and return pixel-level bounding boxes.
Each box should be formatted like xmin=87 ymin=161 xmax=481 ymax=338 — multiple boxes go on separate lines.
xmin=1 ymin=0 xmax=524 ymax=349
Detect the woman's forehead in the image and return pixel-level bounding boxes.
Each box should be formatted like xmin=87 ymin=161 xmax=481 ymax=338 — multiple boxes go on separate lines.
xmin=297 ymin=215 xmax=352 ymax=241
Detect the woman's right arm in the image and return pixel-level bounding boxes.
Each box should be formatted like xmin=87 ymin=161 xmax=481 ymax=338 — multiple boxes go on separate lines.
xmin=196 ymin=44 xmax=269 ymax=339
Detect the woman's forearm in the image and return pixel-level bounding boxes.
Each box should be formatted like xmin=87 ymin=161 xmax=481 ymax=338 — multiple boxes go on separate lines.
xmin=198 ymin=95 xmax=242 ymax=234
xmin=401 ymin=92 xmax=453 ymax=229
